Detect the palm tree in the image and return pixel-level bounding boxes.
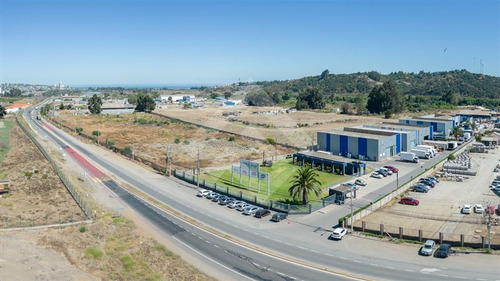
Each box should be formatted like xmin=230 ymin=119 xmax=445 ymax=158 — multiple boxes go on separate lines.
xmin=288 ymin=166 xmax=322 ymax=205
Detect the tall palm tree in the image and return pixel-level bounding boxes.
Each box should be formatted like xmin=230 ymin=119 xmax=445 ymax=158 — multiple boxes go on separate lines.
xmin=288 ymin=166 xmax=322 ymax=205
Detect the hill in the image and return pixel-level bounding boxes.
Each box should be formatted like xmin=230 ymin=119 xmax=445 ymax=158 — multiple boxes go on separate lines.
xmin=254 ymin=69 xmax=500 ymax=100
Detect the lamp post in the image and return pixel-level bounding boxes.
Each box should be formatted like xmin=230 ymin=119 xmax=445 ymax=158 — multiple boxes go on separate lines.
xmin=350 ymin=185 xmax=354 ymax=233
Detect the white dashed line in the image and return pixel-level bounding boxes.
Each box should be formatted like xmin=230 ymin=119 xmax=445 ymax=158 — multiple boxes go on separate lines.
xmin=339 ymin=256 xmax=348 ymax=260
xmin=325 ymin=253 xmax=333 ymax=257
xmin=285 ymin=243 xmax=292 ymax=246
xmin=456 ymin=277 xmax=466 ymax=279
xmin=404 ymin=269 xmax=414 ymax=272
xmin=437 ymin=274 xmax=448 ymax=277
xmin=353 ymin=260 xmax=362 ymax=263
xmin=205 ymin=240 xmax=211 ymax=244
xmin=253 ymin=232 xmax=259 ymax=235
xmin=370 ymin=263 xmax=378 ymax=267
xmin=198 ymin=236 xmax=203 ymax=240
xmin=191 ymin=232 xmax=196 ymax=236
xmin=276 ymin=272 xmax=284 ymax=275
xmin=214 ymin=245 xmax=220 ymax=248
xmin=310 ymin=250 xmax=319 ymax=253
xmin=386 ymin=266 xmax=395 ymax=269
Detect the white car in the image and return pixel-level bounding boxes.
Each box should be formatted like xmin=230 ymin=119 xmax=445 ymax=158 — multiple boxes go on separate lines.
xmin=420 ymin=240 xmax=435 ymax=256
xmin=243 ymin=206 xmax=260 ymax=216
xmin=355 ymin=179 xmax=367 ymax=186
xmin=329 ymin=227 xmax=347 ymax=240
xmin=227 ymin=200 xmax=243 ymax=209
xmin=236 ymin=203 xmax=251 ymax=212
xmin=371 ymin=172 xmax=383 ymax=179
xmin=474 ymin=204 xmax=484 ymax=214
xmin=379 ymin=167 xmax=393 ymax=175
xmin=461 ymin=204 xmax=471 ymax=214
xmin=196 ymin=189 xmax=210 ymax=197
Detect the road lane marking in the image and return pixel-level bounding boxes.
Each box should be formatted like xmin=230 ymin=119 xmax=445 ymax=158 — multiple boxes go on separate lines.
xmin=339 ymin=257 xmax=348 ymax=260
xmin=456 ymin=277 xmax=466 ymax=279
xmin=437 ymin=274 xmax=448 ymax=277
xmin=385 ymin=266 xmax=395 ymax=269
xmin=353 ymin=260 xmax=362 ymax=263
xmin=311 ymin=250 xmax=319 ymax=253
xmin=403 ymin=269 xmax=414 ymax=272
xmin=205 ymin=240 xmax=211 ymax=244
xmin=369 ymin=263 xmax=378 ymax=267
xmin=214 ymin=244 xmax=220 ymax=248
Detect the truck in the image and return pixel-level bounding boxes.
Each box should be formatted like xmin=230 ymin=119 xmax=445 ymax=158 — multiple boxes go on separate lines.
xmin=400 ymin=152 xmax=419 ymax=163
xmin=416 ymin=145 xmax=437 ymax=157
xmin=447 ymin=142 xmax=458 ymax=150
xmin=411 ymin=149 xmax=431 ymax=159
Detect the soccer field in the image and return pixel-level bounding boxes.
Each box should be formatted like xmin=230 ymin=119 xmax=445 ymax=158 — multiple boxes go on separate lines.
xmin=201 ymin=159 xmax=346 ymax=202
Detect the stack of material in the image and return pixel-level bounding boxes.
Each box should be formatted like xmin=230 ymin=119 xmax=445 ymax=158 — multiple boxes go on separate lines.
xmin=443 ymin=152 xmax=477 ymax=176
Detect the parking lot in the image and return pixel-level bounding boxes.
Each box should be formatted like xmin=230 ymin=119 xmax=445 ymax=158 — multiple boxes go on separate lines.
xmin=356 ymin=146 xmax=500 ymax=245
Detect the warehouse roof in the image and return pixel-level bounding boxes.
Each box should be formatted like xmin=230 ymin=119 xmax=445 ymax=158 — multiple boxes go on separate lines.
xmin=319 ymin=130 xmax=390 ymax=140
xmin=400 ymin=117 xmax=453 ymax=123
xmin=296 ymin=151 xmax=352 ymax=163
xmin=457 ymin=110 xmax=492 ymax=117
xmin=381 ymin=122 xmax=430 ymax=129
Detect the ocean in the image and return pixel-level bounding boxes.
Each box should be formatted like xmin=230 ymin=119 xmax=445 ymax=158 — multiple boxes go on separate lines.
xmin=70 ymin=83 xmax=222 ymax=89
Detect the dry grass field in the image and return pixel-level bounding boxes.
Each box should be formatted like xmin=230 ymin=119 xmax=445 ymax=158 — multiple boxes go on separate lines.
xmin=58 ymin=113 xmax=292 ymax=169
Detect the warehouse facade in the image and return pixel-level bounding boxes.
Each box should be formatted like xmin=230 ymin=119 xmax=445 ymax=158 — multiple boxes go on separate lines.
xmin=398 ymin=117 xmax=454 ymax=140
xmin=363 ymin=122 xmax=431 ymax=148
xmin=347 ymin=126 xmax=414 ymax=152
xmin=317 ymin=130 xmax=398 ymax=161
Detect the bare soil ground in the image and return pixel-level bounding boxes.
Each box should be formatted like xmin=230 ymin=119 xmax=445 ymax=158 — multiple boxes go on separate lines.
xmin=357 ymin=148 xmax=500 ymax=245
xmin=0 ymin=124 xmax=85 ymax=227
xmin=154 ymin=105 xmax=393 ymax=148
xmin=58 ymin=113 xmax=292 ymax=169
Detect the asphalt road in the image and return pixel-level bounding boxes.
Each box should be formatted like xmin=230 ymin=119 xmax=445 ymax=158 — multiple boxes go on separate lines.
xmin=24 ymin=108 xmax=499 ymax=281
xmin=25 ymin=109 xmax=357 ymax=281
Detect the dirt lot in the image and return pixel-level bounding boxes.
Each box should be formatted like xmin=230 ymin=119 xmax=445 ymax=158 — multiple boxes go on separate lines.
xmin=154 ymin=105 xmax=393 ymax=148
xmin=357 ymin=148 xmax=500 ymax=245
xmin=1 ymin=216 xmax=214 ymax=281
xmin=58 ymin=113 xmax=292 ymax=169
xmin=0 ymin=123 xmax=85 ymax=227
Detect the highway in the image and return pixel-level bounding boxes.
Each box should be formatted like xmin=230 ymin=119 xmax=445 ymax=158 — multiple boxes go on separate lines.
xmin=24 ymin=107 xmax=500 ymax=281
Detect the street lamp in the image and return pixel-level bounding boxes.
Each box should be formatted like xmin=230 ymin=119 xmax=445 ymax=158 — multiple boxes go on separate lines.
xmin=350 ymin=185 xmax=354 ymax=233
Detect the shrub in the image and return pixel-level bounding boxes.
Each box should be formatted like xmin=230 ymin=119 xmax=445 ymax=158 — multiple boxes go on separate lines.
xmin=205 ymin=136 xmax=211 ymax=141
xmin=79 ymin=226 xmax=87 ymax=233
xmin=122 ymin=146 xmax=132 ymax=156
xmin=447 ymin=154 xmax=456 ymax=161
xmin=85 ymin=246 xmax=104 ymax=259
xmin=75 ymin=127 xmax=83 ymax=134
xmin=265 ymin=137 xmax=276 ymax=145
xmin=106 ymin=139 xmax=114 ymax=148
xmin=174 ymin=138 xmax=180 ymax=144
xmin=228 ymin=136 xmax=236 ymax=142
xmin=120 ymin=255 xmax=135 ymax=270
xmin=92 ymin=130 xmax=101 ymax=136
xmin=183 ymin=140 xmax=190 ymax=145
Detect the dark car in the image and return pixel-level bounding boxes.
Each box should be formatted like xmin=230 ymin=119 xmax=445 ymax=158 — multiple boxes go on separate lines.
xmin=497 ymin=204 xmax=500 ymax=216
xmin=419 ymin=178 xmax=435 ymax=188
xmin=377 ymin=169 xmax=389 ymax=177
xmin=254 ymin=209 xmax=271 ymax=218
xmin=218 ymin=197 xmax=233 ymax=205
xmin=212 ymin=194 xmax=223 ymax=202
xmin=436 ymin=244 xmax=451 ymax=258
xmin=399 ymin=197 xmax=419 ymax=206
xmin=270 ymin=212 xmax=288 ymax=222
xmin=384 ymin=165 xmax=399 ymax=173
xmin=413 ymin=184 xmax=429 ymax=193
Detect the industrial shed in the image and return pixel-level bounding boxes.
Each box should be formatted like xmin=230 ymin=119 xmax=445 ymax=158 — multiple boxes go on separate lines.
xmin=292 ymin=151 xmax=366 ymax=176
xmin=347 ymin=126 xmax=414 ymax=152
xmin=398 ymin=117 xmax=455 ymax=140
xmin=366 ymin=122 xmax=431 ymax=146
xmin=317 ymin=130 xmax=398 ymax=161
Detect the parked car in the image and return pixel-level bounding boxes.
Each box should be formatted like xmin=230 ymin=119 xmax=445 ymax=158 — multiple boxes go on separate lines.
xmin=355 ymin=179 xmax=367 ymax=186
xmin=254 ymin=209 xmax=271 ymax=218
xmin=423 ymin=177 xmax=438 ymax=185
xmin=378 ymin=168 xmax=390 ymax=176
xmin=497 ymin=204 xmax=500 ymax=216
xmin=413 ymin=184 xmax=429 ymax=193
xmin=236 ymin=203 xmax=250 ymax=212
xmin=243 ymin=206 xmax=260 ymax=216
xmin=384 ymin=165 xmax=399 ymax=173
xmin=206 ymin=191 xmax=217 ymax=199
xmin=474 ymin=204 xmax=484 ymax=214
xmin=419 ymin=178 xmax=435 ymax=188
xmin=461 ymin=204 xmax=472 ymax=214
xmin=420 ymin=240 xmax=436 ymax=256
xmin=427 ymin=176 xmax=440 ymax=183
xmin=485 ymin=204 xmax=495 ymax=215
xmin=214 ymin=195 xmax=226 ymax=202
xmin=399 ymin=197 xmax=419 ymax=206
xmin=228 ymin=200 xmax=243 ymax=209
xmin=271 ymin=212 xmax=288 ymax=222
xmin=436 ymin=244 xmax=452 ymax=258
xmin=329 ymin=227 xmax=347 ymax=240
xmin=219 ymin=197 xmax=233 ymax=205
xmin=196 ymin=189 xmax=210 ymax=197
xmin=343 ymin=182 xmax=359 ymax=190
xmin=371 ymin=172 xmax=384 ymax=179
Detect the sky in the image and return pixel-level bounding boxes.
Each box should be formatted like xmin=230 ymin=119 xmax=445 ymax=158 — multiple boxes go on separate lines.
xmin=1 ymin=0 xmax=499 ymax=85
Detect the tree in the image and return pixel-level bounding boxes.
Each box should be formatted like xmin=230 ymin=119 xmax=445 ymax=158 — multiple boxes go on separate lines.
xmin=135 ymin=93 xmax=156 ymax=112
xmin=354 ymin=95 xmax=367 ymax=115
xmin=0 ymin=105 xmax=6 ymax=118
xmin=366 ymin=80 xmax=404 ymax=114
xmin=441 ymin=90 xmax=459 ymax=105
xmin=244 ymin=89 xmax=276 ymax=106
xmin=288 ymin=166 xmax=322 ymax=205
xmin=320 ymin=69 xmax=330 ymax=80
xmin=88 ymin=94 xmax=103 ymax=115
xmin=167 ymin=96 xmax=173 ymax=103
xmin=296 ymin=88 xmax=325 ymax=110
xmin=224 ymin=91 xmax=232 ymax=100
xmin=5 ymin=88 xmax=22 ymax=97
xmin=183 ymin=102 xmax=192 ymax=109
xmin=210 ymin=92 xmax=218 ymax=99
xmin=340 ymin=102 xmax=352 ymax=114
xmin=59 ymin=103 xmax=65 ymax=110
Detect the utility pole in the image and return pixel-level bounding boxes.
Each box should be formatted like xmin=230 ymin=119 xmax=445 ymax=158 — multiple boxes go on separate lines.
xmin=350 ymin=185 xmax=354 ymax=232
xmin=197 ymin=146 xmax=200 ymax=188
xmin=132 ymin=143 xmax=135 ymax=161
xmin=166 ymin=145 xmax=173 ymax=177
xmin=486 ymin=202 xmax=492 ymax=251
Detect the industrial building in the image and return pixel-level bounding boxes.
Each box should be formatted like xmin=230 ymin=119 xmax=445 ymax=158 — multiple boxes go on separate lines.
xmin=363 ymin=122 xmax=431 ymax=147
xmin=317 ymin=129 xmax=399 ymax=161
xmin=398 ymin=117 xmax=455 ymax=140
xmin=292 ymin=151 xmax=366 ymax=176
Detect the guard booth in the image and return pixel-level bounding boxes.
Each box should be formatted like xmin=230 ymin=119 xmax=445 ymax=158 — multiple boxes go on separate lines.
xmin=328 ymin=185 xmax=355 ymax=204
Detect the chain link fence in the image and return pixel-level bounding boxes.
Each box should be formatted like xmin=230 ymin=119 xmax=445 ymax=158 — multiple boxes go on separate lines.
xmin=15 ymin=115 xmax=92 ymax=221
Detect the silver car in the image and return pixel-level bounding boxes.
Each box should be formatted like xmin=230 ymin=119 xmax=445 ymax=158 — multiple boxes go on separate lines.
xmin=420 ymin=240 xmax=435 ymax=256
xmin=228 ymin=200 xmax=243 ymax=209
xmin=243 ymin=206 xmax=260 ymax=215
xmin=236 ymin=203 xmax=250 ymax=212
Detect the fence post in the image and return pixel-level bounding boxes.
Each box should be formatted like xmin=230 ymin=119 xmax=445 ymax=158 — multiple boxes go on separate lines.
xmin=380 ymin=224 xmax=384 ymax=235
xmin=308 ymin=204 xmax=312 ymax=214
xmin=419 ymin=230 xmax=423 ymax=242
xmin=439 ymin=232 xmax=443 ymax=245
xmin=214 ymin=183 xmax=217 ymax=191
xmin=481 ymin=236 xmax=486 ymax=248
xmin=399 ymin=227 xmax=403 ymax=239
xmin=254 ymin=196 xmax=257 ymax=203
xmin=362 ymin=221 xmax=366 ymax=232
xmin=203 ymin=179 xmax=206 ymax=187
xmin=226 ymin=186 xmax=229 ymax=194
xmin=239 ymin=191 xmax=242 ymax=199
xmin=322 ymin=198 xmax=325 ymax=207
xmin=287 ymin=204 xmax=290 ymax=213
xmin=270 ymin=200 xmax=273 ymax=209
xmin=460 ymin=234 xmax=464 ymax=247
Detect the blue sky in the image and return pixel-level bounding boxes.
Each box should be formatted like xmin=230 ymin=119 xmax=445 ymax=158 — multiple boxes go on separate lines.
xmin=1 ymin=0 xmax=498 ymax=85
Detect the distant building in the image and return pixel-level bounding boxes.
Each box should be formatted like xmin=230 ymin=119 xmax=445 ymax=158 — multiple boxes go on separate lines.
xmin=5 ymin=103 xmax=29 ymax=113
